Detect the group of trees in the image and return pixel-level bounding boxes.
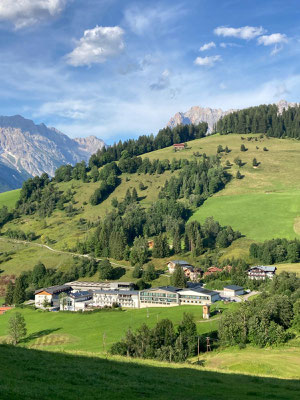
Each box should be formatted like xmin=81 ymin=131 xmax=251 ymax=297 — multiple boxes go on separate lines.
xmin=159 ymin=156 xmax=230 ymax=207
xmin=217 ymin=103 xmax=300 ymax=139
xmin=110 ymin=313 xmax=201 ymax=362
xmin=89 ymin=123 xmax=208 ymax=169
xmin=219 ymin=272 xmax=300 ymax=347
xmin=3 ymin=229 xmax=37 ymax=241
xmin=0 ymin=206 xmax=13 ymax=228
xmin=250 ymin=239 xmax=300 ymax=264
xmin=4 ymin=258 xmax=118 ymax=305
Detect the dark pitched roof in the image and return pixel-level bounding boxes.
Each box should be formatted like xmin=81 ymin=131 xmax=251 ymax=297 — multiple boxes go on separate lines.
xmin=224 ymin=285 xmax=244 ymax=291
xmin=69 ymin=291 xmax=92 ymax=299
xmin=35 ymin=285 xmax=71 ymax=295
xmin=170 ymin=260 xmax=191 ymax=265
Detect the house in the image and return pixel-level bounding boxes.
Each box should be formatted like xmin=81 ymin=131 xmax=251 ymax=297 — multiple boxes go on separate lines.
xmin=178 ymin=287 xmax=220 ymax=305
xmin=60 ymin=291 xmax=92 ymax=312
xmin=173 ymin=143 xmax=186 ymax=151
xmin=139 ymin=286 xmax=179 ymax=308
xmin=35 ymin=285 xmax=71 ymax=309
xmin=223 ymin=285 xmax=244 ymax=297
xmin=167 ymin=260 xmax=202 ymax=281
xmin=203 ymin=266 xmax=223 ymax=277
xmin=247 ymin=266 xmax=277 ymax=280
xmin=65 ymin=281 xmax=134 ymax=291
xmin=92 ymin=290 xmax=139 ymax=308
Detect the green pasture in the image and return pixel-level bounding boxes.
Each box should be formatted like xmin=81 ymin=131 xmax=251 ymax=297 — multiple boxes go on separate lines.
xmin=190 ymin=190 xmax=300 ymax=241
xmin=1 ymin=344 xmax=300 ymax=400
xmin=0 ymin=303 xmax=231 ymax=353
xmin=0 ymin=189 xmax=20 ymax=209
xmin=276 ymin=263 xmax=300 ymax=276
xmin=200 ymin=346 xmax=300 ymax=379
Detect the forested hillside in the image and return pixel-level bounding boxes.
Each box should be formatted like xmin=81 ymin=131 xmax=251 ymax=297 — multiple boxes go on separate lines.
xmin=217 ymin=103 xmax=300 ymax=139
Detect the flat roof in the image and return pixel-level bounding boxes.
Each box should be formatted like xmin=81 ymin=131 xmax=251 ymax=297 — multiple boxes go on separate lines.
xmin=178 ymin=288 xmax=219 ymax=296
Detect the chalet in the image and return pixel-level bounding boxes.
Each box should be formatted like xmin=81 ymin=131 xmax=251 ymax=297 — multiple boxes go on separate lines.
xmin=223 ymin=285 xmax=244 ymax=297
xmin=92 ymin=290 xmax=139 ymax=308
xmin=178 ymin=287 xmax=220 ymax=305
xmin=203 ymin=266 xmax=223 ymax=277
xmin=35 ymin=285 xmax=71 ymax=309
xmin=60 ymin=291 xmax=92 ymax=312
xmin=139 ymin=286 xmax=179 ymax=308
xmin=247 ymin=266 xmax=277 ymax=280
xmin=173 ymin=143 xmax=186 ymax=151
xmin=65 ymin=281 xmax=134 ymax=291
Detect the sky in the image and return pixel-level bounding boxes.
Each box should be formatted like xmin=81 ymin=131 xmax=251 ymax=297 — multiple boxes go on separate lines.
xmin=0 ymin=0 xmax=300 ymax=144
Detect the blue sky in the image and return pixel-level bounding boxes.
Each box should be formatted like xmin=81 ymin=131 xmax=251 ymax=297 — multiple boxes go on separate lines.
xmin=0 ymin=0 xmax=300 ymax=143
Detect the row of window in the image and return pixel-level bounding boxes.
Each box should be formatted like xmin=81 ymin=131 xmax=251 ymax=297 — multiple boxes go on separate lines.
xmin=140 ymin=292 xmax=177 ymax=298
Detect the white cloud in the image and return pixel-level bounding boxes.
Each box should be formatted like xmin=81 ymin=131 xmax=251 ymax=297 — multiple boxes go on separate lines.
xmin=214 ymin=26 xmax=266 ymax=40
xmin=220 ymin=42 xmax=242 ymax=48
xmin=0 ymin=0 xmax=67 ymax=29
xmin=194 ymin=55 xmax=222 ymax=67
xmin=257 ymin=33 xmax=288 ymax=46
xmin=199 ymin=41 xmax=216 ymax=51
xmin=66 ymin=26 xmax=125 ymax=67
xmin=124 ymin=4 xmax=184 ymax=35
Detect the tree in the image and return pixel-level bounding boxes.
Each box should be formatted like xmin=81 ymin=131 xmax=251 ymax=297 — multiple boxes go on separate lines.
xmin=143 ymin=263 xmax=157 ymax=281
xmin=173 ymin=230 xmax=182 ymax=254
xmin=171 ymin=265 xmax=187 ymax=288
xmin=240 ymin=144 xmax=247 ymax=152
xmin=5 ymin=282 xmax=14 ymax=305
xmin=236 ymin=170 xmax=242 ymax=180
xmin=130 ymin=236 xmax=149 ymax=266
xmin=252 ymin=158 xmax=259 ymax=167
xmin=234 ymin=157 xmax=242 ymax=167
xmin=153 ymin=234 xmax=170 ymax=258
xmin=13 ymin=278 xmax=26 ymax=305
xmin=8 ymin=312 xmax=27 ymax=345
xmin=99 ymin=259 xmax=114 ymax=280
xmin=132 ymin=264 xmax=142 ymax=279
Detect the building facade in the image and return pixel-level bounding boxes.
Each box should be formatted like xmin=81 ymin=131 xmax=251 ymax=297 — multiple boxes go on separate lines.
xmin=139 ymin=287 xmax=179 ymax=308
xmin=35 ymin=285 xmax=71 ymax=309
xmin=223 ymin=285 xmax=244 ymax=297
xmin=178 ymin=288 xmax=220 ymax=305
xmin=92 ymin=290 xmax=139 ymax=308
xmin=60 ymin=291 xmax=92 ymax=311
xmin=247 ymin=266 xmax=277 ymax=280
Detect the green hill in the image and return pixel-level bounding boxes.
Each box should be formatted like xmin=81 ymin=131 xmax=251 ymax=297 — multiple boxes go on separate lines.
xmin=0 ymin=133 xmax=299 ymax=278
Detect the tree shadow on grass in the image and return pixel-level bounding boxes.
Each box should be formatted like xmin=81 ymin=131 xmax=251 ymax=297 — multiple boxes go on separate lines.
xmin=21 ymin=328 xmax=61 ymax=344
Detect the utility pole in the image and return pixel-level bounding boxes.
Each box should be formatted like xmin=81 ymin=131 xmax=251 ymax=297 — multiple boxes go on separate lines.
xmin=206 ymin=337 xmax=211 ymax=352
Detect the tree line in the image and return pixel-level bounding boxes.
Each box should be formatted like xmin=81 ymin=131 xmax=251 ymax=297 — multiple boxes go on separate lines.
xmin=250 ymin=238 xmax=300 ymax=264
xmin=110 ymin=313 xmax=203 ymax=362
xmin=216 ymin=103 xmax=300 ymax=139
xmin=219 ymin=272 xmax=300 ymax=347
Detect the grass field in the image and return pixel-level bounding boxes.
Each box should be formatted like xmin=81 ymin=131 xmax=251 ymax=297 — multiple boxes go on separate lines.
xmin=0 ymin=189 xmax=20 ymax=209
xmin=191 ymin=190 xmax=300 ymax=241
xmin=1 ymin=345 xmax=300 ymax=400
xmin=199 ymin=346 xmax=300 ymax=379
xmin=276 ymin=263 xmax=300 ymax=276
xmin=0 ymin=304 xmax=229 ymax=353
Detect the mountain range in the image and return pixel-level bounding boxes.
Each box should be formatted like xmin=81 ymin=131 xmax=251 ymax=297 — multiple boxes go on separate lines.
xmin=167 ymin=99 xmax=297 ymax=133
xmin=0 ymin=115 xmax=105 ymax=192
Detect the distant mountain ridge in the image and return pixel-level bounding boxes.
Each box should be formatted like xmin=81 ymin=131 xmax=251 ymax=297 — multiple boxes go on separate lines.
xmin=0 ymin=115 xmax=105 ymax=192
xmin=167 ymin=100 xmax=298 ymax=133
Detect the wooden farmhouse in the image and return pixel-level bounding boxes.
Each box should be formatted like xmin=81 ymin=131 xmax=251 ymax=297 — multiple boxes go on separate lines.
xmin=247 ymin=266 xmax=277 ymax=280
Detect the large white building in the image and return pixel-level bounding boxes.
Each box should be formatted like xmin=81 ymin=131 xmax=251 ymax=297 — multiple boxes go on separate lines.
xmin=35 ymin=285 xmax=71 ymax=309
xmin=178 ymin=287 xmax=220 ymax=305
xmin=60 ymin=291 xmax=92 ymax=311
xmin=92 ymin=290 xmax=140 ymax=308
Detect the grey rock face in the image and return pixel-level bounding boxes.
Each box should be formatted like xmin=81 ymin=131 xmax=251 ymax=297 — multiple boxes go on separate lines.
xmin=0 ymin=115 xmax=105 ymax=191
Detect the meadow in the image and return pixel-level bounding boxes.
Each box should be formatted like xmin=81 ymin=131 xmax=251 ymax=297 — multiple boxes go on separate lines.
xmin=0 ymin=188 xmax=20 ymax=209
xmin=1 ymin=344 xmax=300 ymax=400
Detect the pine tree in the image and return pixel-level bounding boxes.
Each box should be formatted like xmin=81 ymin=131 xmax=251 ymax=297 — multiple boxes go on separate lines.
xmin=13 ymin=278 xmax=26 ymax=305
xmin=173 ymin=231 xmax=182 ymax=254
xmin=5 ymin=281 xmax=14 ymax=305
xmin=171 ymin=265 xmax=187 ymax=288
xmin=252 ymin=157 xmax=259 ymax=167
xmin=236 ymin=170 xmax=242 ymax=180
xmin=131 ymin=188 xmax=138 ymax=202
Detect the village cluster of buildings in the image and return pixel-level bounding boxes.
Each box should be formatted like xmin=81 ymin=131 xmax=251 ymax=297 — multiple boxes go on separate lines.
xmin=34 ymin=262 xmax=277 ymax=312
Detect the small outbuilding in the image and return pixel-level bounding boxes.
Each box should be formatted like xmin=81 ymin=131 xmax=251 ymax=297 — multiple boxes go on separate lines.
xmin=223 ymin=285 xmax=244 ymax=297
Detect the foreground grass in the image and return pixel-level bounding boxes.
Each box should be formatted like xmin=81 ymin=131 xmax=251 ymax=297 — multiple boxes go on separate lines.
xmin=1 ymin=345 xmax=299 ymax=400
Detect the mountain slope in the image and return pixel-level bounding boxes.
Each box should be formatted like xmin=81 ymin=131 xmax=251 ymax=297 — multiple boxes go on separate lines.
xmin=167 ymin=99 xmax=298 ymax=133
xmin=0 ymin=115 xmax=105 ymax=192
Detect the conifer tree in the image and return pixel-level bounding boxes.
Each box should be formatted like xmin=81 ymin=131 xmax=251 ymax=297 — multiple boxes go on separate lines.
xmin=5 ymin=281 xmax=14 ymax=305
xmin=171 ymin=265 xmax=187 ymax=288
xmin=13 ymin=278 xmax=26 ymax=305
